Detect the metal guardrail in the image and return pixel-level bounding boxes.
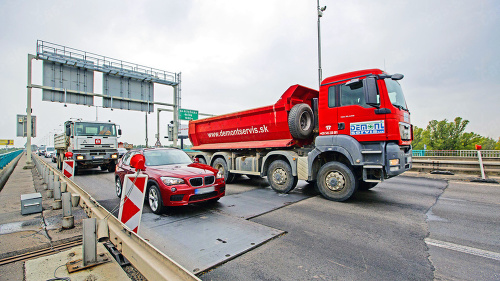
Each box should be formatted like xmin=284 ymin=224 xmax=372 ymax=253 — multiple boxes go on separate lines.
xmin=32 ymin=154 xmax=200 ymax=281
xmin=413 ymin=150 xmax=500 ymax=158
xmin=0 ymin=150 xmax=24 ymax=170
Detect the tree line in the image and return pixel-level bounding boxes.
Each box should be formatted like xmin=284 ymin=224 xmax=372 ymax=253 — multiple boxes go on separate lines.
xmin=412 ymin=117 xmax=500 ymax=150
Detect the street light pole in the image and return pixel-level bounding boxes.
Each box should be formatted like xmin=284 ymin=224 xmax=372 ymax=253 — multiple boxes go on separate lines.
xmin=317 ymin=0 xmax=326 ymax=89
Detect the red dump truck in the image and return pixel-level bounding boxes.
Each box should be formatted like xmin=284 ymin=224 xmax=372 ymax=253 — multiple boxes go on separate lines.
xmin=188 ymin=69 xmax=412 ymax=201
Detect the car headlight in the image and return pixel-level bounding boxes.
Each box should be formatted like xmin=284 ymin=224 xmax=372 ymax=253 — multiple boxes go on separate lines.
xmin=160 ymin=177 xmax=185 ymax=186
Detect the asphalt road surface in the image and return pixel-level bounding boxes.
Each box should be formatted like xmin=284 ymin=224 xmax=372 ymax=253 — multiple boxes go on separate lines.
xmin=42 ymin=157 xmax=500 ymax=280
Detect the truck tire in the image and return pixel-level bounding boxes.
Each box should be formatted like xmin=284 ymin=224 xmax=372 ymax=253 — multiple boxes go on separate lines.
xmin=317 ymin=162 xmax=357 ymax=201
xmin=212 ymin=158 xmax=236 ymax=183
xmin=288 ymin=103 xmax=314 ymax=139
xmin=56 ymin=154 xmax=62 ymax=170
xmin=267 ymin=160 xmax=298 ymax=193
xmin=108 ymin=162 xmax=116 ymax=172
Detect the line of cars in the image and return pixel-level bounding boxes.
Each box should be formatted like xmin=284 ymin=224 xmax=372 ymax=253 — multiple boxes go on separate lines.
xmin=37 ymin=146 xmax=56 ymax=162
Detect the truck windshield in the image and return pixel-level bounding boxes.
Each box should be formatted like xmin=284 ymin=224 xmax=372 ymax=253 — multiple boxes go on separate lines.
xmin=144 ymin=149 xmax=192 ymax=166
xmin=385 ymin=79 xmax=408 ymax=111
xmin=75 ymin=123 xmax=117 ymax=137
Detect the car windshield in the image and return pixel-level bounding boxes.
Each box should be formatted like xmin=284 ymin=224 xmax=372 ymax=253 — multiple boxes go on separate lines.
xmin=143 ymin=149 xmax=192 ymax=166
xmin=75 ymin=122 xmax=117 ymax=136
xmin=385 ymin=79 xmax=408 ymax=111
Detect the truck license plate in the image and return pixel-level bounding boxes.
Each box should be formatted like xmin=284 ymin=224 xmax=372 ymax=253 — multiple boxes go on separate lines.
xmin=93 ymin=156 xmax=103 ymax=159
xmin=195 ymin=186 xmax=215 ymax=195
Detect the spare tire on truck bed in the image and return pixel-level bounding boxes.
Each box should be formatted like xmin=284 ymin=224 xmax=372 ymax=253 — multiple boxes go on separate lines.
xmin=288 ymin=103 xmax=314 ymax=139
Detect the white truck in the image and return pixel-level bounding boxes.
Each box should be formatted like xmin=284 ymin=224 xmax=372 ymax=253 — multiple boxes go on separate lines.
xmin=54 ymin=120 xmax=121 ymax=173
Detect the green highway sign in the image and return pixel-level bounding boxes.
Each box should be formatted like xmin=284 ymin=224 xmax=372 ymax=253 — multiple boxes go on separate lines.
xmin=179 ymin=108 xmax=199 ymax=121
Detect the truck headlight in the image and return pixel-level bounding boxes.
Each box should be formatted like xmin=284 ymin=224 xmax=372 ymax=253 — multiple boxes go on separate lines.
xmin=161 ymin=177 xmax=184 ymax=186
xmin=389 ymin=159 xmax=400 ymax=166
xmin=76 ymin=155 xmax=84 ymax=160
xmin=111 ymin=154 xmax=118 ymax=159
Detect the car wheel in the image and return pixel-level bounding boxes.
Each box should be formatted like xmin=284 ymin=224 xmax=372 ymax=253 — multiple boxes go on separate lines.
xmin=267 ymin=160 xmax=298 ymax=193
xmin=115 ymin=177 xmax=123 ymax=198
xmin=317 ymin=162 xmax=357 ymax=201
xmin=148 ymin=184 xmax=164 ymax=214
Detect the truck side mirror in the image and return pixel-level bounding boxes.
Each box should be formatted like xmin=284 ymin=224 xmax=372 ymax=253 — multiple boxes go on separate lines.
xmin=118 ymin=129 xmax=122 ymax=136
xmin=364 ymin=76 xmax=379 ymax=107
xmin=65 ymin=126 xmax=71 ymax=136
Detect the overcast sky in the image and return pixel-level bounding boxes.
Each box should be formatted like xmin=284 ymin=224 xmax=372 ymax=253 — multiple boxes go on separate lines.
xmin=1 ymin=0 xmax=499 ymax=148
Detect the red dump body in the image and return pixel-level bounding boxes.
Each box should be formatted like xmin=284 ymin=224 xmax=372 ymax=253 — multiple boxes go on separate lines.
xmin=189 ymin=85 xmax=318 ymax=150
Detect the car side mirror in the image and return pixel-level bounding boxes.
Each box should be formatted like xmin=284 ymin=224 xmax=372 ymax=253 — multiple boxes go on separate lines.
xmin=364 ymin=76 xmax=379 ymax=107
xmin=193 ymin=157 xmax=200 ymax=163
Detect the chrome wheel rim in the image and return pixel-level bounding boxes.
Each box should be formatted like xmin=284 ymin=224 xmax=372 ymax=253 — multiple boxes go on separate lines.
xmin=325 ymin=171 xmax=345 ymax=191
xmin=149 ymin=188 xmax=159 ymax=211
xmin=115 ymin=179 xmax=121 ymax=196
xmin=215 ymin=164 xmax=224 ymax=179
xmin=273 ymin=168 xmax=287 ymax=185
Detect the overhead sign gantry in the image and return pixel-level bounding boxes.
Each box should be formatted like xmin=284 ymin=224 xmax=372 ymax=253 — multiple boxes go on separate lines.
xmin=24 ymin=40 xmax=183 ymax=167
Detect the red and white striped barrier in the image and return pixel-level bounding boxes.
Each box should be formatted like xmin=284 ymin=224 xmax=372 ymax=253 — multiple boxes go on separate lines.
xmin=118 ymin=174 xmax=148 ymax=233
xmin=63 ymin=160 xmax=75 ymax=180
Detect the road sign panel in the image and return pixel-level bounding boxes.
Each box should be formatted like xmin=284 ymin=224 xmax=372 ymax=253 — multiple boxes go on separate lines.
xmin=0 ymin=140 xmax=14 ymax=145
xmin=118 ymin=174 xmax=148 ymax=233
xmin=179 ymin=109 xmax=198 ymax=121
xmin=63 ymin=160 xmax=75 ymax=180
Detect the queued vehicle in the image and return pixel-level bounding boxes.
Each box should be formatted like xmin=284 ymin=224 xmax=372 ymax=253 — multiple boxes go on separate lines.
xmin=115 ymin=148 xmax=225 ymax=214
xmin=44 ymin=147 xmax=55 ymax=158
xmin=117 ymin=147 xmax=128 ymax=158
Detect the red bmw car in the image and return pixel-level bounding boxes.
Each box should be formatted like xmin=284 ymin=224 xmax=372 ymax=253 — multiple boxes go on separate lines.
xmin=115 ymin=148 xmax=225 ymax=214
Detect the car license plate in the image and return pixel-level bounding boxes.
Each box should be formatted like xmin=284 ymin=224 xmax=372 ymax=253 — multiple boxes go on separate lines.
xmin=93 ymin=156 xmax=103 ymax=159
xmin=195 ymin=186 xmax=215 ymax=195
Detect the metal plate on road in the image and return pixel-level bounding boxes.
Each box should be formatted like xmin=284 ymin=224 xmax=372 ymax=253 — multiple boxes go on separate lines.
xmin=214 ymin=188 xmax=311 ymax=219
xmin=140 ymin=212 xmax=283 ymax=274
xmin=137 ymin=188 xmax=310 ymax=274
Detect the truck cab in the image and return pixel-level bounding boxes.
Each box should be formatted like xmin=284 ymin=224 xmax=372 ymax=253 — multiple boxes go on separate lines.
xmin=55 ymin=120 xmax=121 ymax=173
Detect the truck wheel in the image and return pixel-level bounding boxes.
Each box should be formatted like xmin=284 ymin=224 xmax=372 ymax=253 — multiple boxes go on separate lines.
xmin=317 ymin=162 xmax=357 ymax=201
xmin=359 ymin=182 xmax=378 ymax=191
xmin=288 ymin=103 xmax=314 ymax=139
xmin=198 ymin=158 xmax=207 ymax=164
xmin=212 ymin=158 xmax=236 ymax=183
xmin=148 ymin=184 xmax=164 ymax=214
xmin=108 ymin=162 xmax=116 ymax=172
xmin=115 ymin=177 xmax=123 ymax=198
xmin=57 ymin=156 xmax=62 ymax=170
xmin=267 ymin=160 xmax=298 ymax=193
